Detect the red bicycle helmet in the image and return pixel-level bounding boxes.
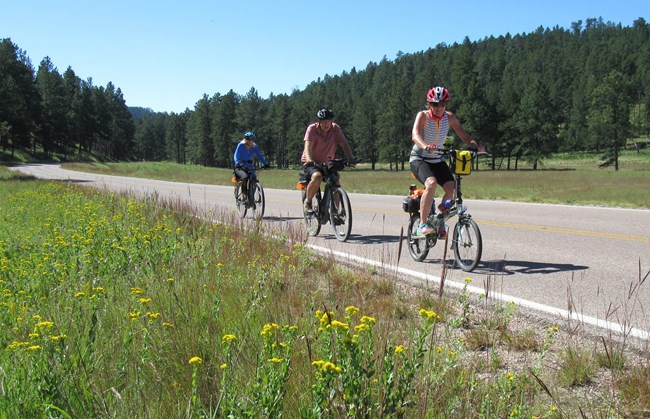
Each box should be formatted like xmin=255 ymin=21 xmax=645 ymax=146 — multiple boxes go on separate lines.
xmin=426 ymin=86 xmax=450 ymax=103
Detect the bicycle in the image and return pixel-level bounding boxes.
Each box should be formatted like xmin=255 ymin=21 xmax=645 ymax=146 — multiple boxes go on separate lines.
xmin=233 ymin=164 xmax=266 ymax=221
xmin=298 ymin=158 xmax=353 ymax=242
xmin=403 ymin=147 xmax=485 ymax=272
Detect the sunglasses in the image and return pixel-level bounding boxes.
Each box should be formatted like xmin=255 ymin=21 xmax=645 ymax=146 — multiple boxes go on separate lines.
xmin=429 ymin=101 xmax=448 ymax=108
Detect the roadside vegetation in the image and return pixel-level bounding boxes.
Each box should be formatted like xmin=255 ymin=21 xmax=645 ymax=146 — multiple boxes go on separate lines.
xmin=1 ymin=169 xmax=648 ymax=417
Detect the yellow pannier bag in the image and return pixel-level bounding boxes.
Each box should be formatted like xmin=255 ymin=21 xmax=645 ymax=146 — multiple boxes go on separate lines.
xmin=454 ymin=150 xmax=472 ymax=175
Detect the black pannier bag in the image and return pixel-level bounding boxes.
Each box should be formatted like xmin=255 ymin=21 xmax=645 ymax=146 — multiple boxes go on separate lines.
xmin=402 ymin=185 xmax=424 ymax=213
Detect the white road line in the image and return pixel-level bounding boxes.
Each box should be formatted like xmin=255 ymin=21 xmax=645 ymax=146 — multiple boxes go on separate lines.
xmin=308 ymin=244 xmax=650 ymax=341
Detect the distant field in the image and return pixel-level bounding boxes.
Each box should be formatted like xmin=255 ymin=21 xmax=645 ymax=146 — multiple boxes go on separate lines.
xmin=60 ymin=149 xmax=650 ymax=209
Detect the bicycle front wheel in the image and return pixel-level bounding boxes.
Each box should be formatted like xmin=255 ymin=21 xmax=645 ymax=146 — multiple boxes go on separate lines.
xmin=452 ymin=217 xmax=482 ymax=272
xmin=302 ymin=191 xmax=321 ymax=237
xmin=407 ymin=213 xmax=430 ymax=261
xmin=250 ymin=182 xmax=265 ymax=221
xmin=234 ymin=184 xmax=247 ymax=218
xmin=330 ymin=187 xmax=352 ymax=242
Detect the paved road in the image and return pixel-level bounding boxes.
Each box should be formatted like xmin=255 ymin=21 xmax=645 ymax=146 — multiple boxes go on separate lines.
xmin=11 ymin=164 xmax=650 ymax=339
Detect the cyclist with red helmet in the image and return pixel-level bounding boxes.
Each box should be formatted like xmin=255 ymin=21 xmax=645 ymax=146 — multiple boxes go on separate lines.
xmin=410 ymin=86 xmax=485 ymax=237
xmin=300 ymin=107 xmax=356 ymax=213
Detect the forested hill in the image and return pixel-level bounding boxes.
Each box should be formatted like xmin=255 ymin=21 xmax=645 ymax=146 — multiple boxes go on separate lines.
xmin=2 ymin=17 xmax=649 ymax=170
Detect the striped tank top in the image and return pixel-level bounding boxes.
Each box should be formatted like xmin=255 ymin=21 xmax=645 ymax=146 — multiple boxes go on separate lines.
xmin=409 ymin=111 xmax=449 ymax=163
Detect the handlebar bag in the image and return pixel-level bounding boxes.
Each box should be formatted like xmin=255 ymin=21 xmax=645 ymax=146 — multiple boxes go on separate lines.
xmin=327 ymin=159 xmax=346 ymax=172
xmin=454 ymin=150 xmax=472 ymax=175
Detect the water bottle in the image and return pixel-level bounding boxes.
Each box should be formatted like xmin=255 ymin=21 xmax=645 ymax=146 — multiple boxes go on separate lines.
xmin=438 ymin=199 xmax=453 ymax=213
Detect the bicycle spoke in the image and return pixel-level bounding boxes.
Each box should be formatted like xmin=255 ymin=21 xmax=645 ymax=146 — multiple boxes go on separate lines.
xmin=453 ymin=217 xmax=482 ymax=272
xmin=330 ymin=188 xmax=352 ymax=242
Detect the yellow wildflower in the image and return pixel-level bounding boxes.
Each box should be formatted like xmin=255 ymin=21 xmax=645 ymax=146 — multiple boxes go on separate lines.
xmin=35 ymin=321 xmax=54 ymax=329
xmin=395 ymin=345 xmax=407 ymax=354
xmin=189 ymin=356 xmax=203 ymax=365
xmin=222 ymin=334 xmax=237 ymax=344
xmin=330 ymin=320 xmax=349 ymax=331
xmin=261 ymin=323 xmax=279 ymax=337
xmin=354 ymin=323 xmax=368 ymax=333
xmin=360 ymin=315 xmax=376 ymax=325
xmin=419 ymin=309 xmax=441 ymax=322
xmin=312 ymin=360 xmax=342 ymax=374
xmin=345 ymin=306 xmax=359 ymax=315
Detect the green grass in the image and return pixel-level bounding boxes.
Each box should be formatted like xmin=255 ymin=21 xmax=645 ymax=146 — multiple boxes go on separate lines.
xmin=1 ymin=179 xmax=647 ymax=416
xmin=60 ymin=148 xmax=650 ymax=208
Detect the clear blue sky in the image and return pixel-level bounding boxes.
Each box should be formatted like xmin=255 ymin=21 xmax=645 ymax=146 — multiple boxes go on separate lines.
xmin=1 ymin=0 xmax=646 ymax=113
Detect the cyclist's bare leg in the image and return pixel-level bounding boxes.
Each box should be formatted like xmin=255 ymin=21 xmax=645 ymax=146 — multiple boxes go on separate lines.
xmin=306 ymin=171 xmax=323 ymax=202
xmin=441 ymin=180 xmax=455 ymax=204
xmin=420 ymin=176 xmax=438 ymax=224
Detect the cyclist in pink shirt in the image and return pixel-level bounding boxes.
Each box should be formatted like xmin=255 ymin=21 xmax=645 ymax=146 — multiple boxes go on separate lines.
xmin=300 ymin=107 xmax=356 ymax=213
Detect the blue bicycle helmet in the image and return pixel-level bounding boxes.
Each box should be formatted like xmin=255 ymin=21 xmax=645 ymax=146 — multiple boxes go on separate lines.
xmin=243 ymin=131 xmax=256 ymax=138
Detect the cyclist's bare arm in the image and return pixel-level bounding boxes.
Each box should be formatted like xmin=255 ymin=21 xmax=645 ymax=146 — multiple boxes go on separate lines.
xmin=448 ymin=112 xmax=485 ymax=152
xmin=303 ymin=139 xmax=315 ymax=165
xmin=411 ymin=111 xmax=429 ymax=150
xmin=341 ymin=141 xmax=356 ymax=167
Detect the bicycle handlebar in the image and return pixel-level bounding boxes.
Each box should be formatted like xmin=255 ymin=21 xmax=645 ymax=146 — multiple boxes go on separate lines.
xmin=432 ymin=146 xmax=490 ymax=160
xmin=305 ymin=158 xmax=352 ymax=171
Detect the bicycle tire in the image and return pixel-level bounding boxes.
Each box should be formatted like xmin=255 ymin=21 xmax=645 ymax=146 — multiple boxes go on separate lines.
xmin=407 ymin=213 xmax=430 ymax=261
xmin=234 ymin=183 xmax=247 ymax=218
xmin=452 ymin=216 xmax=482 ymax=272
xmin=302 ymin=190 xmax=321 ymax=236
xmin=250 ymin=182 xmax=265 ymax=221
xmin=329 ymin=187 xmax=352 ymax=242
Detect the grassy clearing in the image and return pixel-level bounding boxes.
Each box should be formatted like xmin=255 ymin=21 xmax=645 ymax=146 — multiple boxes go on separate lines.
xmin=2 ymin=178 xmax=649 ymax=417
xmin=60 ymin=148 xmax=650 ymax=208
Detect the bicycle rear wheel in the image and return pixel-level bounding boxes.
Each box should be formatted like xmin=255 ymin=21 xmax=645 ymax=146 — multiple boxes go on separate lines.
xmin=302 ymin=191 xmax=321 ymax=236
xmin=407 ymin=213 xmax=430 ymax=261
xmin=234 ymin=184 xmax=247 ymax=218
xmin=452 ymin=217 xmax=482 ymax=272
xmin=330 ymin=187 xmax=352 ymax=242
xmin=250 ymin=182 xmax=265 ymax=221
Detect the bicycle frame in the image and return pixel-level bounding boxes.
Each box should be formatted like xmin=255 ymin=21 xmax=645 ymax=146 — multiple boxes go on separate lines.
xmin=234 ymin=166 xmax=266 ymax=220
xmin=406 ymin=147 xmax=483 ymax=271
xmin=300 ymin=159 xmax=353 ymax=242
xmin=316 ymin=171 xmax=339 ymax=223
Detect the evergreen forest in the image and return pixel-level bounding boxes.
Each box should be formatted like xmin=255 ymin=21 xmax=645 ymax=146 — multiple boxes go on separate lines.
xmin=1 ymin=17 xmax=649 ymax=171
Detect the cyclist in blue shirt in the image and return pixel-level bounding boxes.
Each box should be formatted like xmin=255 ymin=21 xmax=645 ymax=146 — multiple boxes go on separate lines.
xmin=234 ymin=131 xmax=269 ymax=197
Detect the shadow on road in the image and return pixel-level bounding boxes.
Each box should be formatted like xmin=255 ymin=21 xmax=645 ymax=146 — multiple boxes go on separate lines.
xmin=472 ymin=259 xmax=589 ymax=276
xmin=263 ymin=215 xmax=303 ymax=222
xmin=345 ymin=234 xmax=401 ymax=244
xmin=404 ymin=258 xmax=588 ymax=278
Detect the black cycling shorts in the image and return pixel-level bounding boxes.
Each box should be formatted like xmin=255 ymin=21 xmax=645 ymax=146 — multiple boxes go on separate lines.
xmin=410 ymin=160 xmax=454 ymax=187
xmin=299 ymin=165 xmax=340 ymax=185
